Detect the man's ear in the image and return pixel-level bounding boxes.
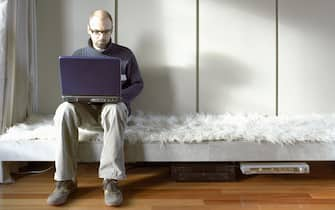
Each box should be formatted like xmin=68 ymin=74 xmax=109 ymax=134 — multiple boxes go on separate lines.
xmin=87 ymin=24 xmax=91 ymax=35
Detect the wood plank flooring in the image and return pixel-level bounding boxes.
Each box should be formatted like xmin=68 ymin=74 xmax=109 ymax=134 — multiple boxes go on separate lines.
xmin=1 ymin=162 xmax=335 ymax=210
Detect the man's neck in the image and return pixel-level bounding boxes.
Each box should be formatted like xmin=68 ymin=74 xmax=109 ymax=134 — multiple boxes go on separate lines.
xmin=93 ymin=46 xmax=105 ymax=52
xmin=88 ymin=39 xmax=112 ymax=52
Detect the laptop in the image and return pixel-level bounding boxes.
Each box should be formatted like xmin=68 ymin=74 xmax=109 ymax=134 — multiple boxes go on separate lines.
xmin=59 ymin=56 xmax=121 ymax=103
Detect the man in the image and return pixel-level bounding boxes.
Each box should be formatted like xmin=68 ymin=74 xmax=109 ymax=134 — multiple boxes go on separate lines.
xmin=47 ymin=10 xmax=143 ymax=207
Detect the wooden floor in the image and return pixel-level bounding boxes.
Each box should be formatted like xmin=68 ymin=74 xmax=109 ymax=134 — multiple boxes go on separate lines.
xmin=1 ymin=162 xmax=335 ymax=210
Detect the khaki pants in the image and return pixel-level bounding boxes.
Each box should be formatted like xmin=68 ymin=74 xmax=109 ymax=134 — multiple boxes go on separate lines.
xmin=53 ymin=102 xmax=128 ymax=181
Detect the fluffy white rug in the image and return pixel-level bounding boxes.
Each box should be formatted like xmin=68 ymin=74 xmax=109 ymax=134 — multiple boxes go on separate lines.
xmin=1 ymin=112 xmax=335 ymax=144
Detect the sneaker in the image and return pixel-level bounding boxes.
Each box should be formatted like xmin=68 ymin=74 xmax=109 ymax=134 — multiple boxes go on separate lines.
xmin=103 ymin=179 xmax=123 ymax=206
xmin=47 ymin=180 xmax=77 ymax=206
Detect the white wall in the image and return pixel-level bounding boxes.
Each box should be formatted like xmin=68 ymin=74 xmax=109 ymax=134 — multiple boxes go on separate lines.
xmin=36 ymin=0 xmax=335 ymax=115
xmin=200 ymin=0 xmax=276 ymax=114
xmin=279 ymin=0 xmax=335 ymax=114
xmin=36 ymin=0 xmax=114 ymax=114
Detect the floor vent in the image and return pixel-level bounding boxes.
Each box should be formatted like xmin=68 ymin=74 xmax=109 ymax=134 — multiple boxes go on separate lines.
xmin=240 ymin=162 xmax=310 ymax=175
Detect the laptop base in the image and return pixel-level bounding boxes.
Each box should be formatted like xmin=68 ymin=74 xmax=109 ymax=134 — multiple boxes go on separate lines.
xmin=62 ymin=96 xmax=120 ymax=103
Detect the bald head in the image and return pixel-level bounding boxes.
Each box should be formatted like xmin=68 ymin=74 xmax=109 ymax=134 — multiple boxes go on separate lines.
xmin=88 ymin=10 xmax=113 ymax=30
xmin=87 ymin=10 xmax=113 ymax=50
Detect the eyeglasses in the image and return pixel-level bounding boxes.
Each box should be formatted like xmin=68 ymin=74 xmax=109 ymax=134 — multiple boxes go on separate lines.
xmin=89 ymin=28 xmax=112 ymax=36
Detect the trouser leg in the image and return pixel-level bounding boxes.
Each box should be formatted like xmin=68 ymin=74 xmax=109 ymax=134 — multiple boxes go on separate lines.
xmin=99 ymin=102 xmax=128 ymax=180
xmin=53 ymin=102 xmax=100 ymax=181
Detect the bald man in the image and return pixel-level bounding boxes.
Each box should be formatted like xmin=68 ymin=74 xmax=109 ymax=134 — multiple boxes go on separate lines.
xmin=47 ymin=10 xmax=143 ymax=207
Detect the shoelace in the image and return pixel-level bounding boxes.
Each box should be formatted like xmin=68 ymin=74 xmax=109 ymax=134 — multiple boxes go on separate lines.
xmin=103 ymin=180 xmax=120 ymax=193
xmin=55 ymin=181 xmax=75 ymax=193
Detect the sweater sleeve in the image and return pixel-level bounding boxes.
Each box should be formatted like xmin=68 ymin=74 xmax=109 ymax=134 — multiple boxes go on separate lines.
xmin=121 ymin=53 xmax=144 ymax=103
xmin=72 ymin=49 xmax=84 ymax=56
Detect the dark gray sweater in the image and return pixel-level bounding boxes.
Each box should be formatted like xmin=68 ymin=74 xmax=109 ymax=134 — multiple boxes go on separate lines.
xmin=72 ymin=39 xmax=144 ymax=114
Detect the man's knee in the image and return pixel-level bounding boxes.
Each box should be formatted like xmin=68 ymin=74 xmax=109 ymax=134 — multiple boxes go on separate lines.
xmin=55 ymin=102 xmax=76 ymax=116
xmin=54 ymin=102 xmax=79 ymax=124
xmin=101 ymin=103 xmax=127 ymax=122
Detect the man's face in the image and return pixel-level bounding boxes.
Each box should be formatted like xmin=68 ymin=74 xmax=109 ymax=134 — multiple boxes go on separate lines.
xmin=88 ymin=16 xmax=113 ymax=50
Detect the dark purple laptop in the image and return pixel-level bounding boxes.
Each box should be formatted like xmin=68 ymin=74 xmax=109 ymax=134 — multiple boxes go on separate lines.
xmin=59 ymin=56 xmax=121 ymax=103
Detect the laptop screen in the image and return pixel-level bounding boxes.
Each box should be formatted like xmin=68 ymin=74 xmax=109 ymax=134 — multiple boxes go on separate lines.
xmin=59 ymin=56 xmax=121 ymax=103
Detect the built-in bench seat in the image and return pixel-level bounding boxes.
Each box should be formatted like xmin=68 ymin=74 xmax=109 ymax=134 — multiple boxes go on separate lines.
xmin=1 ymin=112 xmax=335 ymax=183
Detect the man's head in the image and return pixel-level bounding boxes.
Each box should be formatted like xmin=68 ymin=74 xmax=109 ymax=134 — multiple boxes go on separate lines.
xmin=87 ymin=10 xmax=113 ymax=50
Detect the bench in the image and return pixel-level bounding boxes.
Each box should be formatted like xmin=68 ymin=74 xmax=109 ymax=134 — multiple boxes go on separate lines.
xmin=1 ymin=112 xmax=335 ymax=183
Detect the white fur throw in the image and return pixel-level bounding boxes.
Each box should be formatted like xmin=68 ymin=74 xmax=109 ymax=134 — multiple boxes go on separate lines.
xmin=1 ymin=112 xmax=335 ymax=144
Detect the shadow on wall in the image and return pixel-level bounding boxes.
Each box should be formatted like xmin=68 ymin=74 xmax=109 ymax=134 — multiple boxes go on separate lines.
xmin=212 ymin=0 xmax=275 ymax=19
xmin=200 ymin=53 xmax=251 ymax=113
xmin=134 ymin=66 xmax=174 ymax=114
xmin=135 ymin=66 xmax=197 ymax=115
xmin=132 ymin=47 xmax=252 ymax=114
xmin=131 ymin=33 xmax=193 ymax=115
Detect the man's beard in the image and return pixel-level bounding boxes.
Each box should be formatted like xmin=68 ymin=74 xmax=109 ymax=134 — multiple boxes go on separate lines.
xmin=95 ymin=41 xmax=107 ymax=49
xmin=95 ymin=40 xmax=108 ymax=49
